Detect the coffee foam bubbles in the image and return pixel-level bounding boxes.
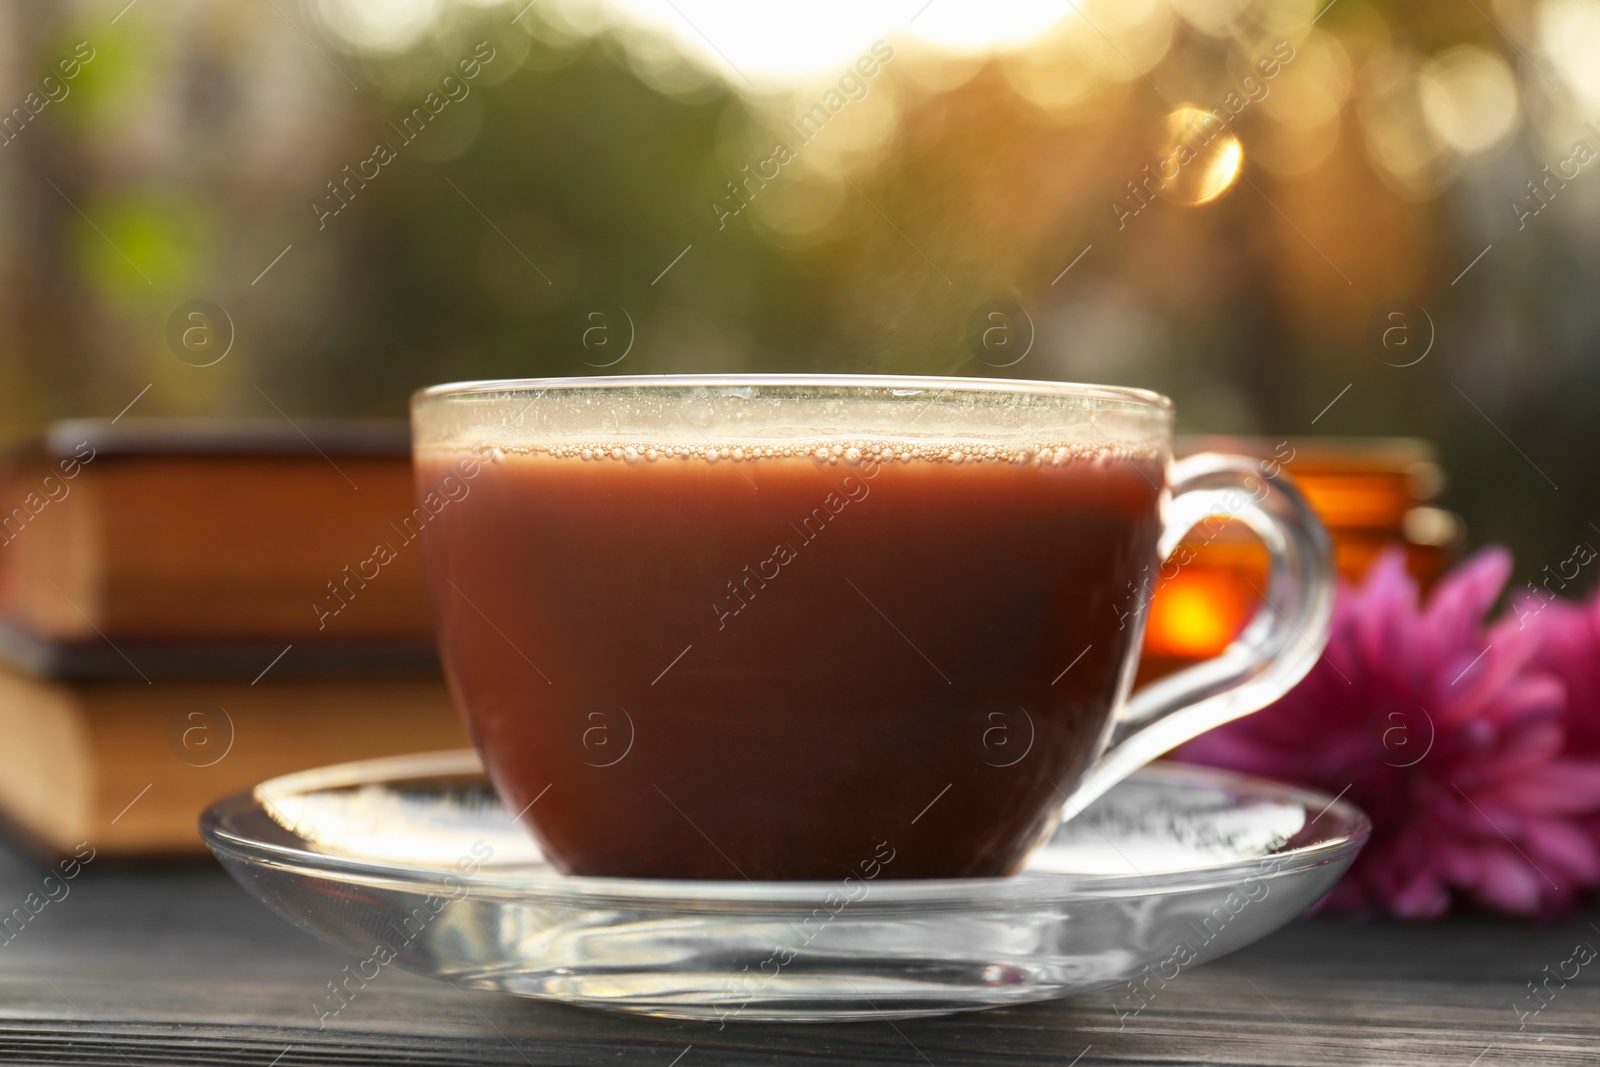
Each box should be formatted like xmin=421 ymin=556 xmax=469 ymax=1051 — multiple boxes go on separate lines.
xmin=457 ymin=438 xmax=1159 ymax=468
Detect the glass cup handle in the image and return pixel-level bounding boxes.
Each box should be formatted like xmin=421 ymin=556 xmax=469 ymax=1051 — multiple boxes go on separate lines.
xmin=1060 ymin=453 xmax=1337 ymax=819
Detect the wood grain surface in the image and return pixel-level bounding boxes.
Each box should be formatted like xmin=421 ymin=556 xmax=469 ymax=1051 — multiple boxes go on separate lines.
xmin=0 ymin=840 xmax=1594 ymax=1065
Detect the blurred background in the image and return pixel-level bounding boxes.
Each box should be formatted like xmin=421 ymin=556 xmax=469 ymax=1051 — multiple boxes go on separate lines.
xmin=0 ymin=0 xmax=1594 ymax=578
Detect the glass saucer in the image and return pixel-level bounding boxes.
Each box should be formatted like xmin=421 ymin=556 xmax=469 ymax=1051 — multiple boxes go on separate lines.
xmin=201 ymin=750 xmax=1367 ymax=1023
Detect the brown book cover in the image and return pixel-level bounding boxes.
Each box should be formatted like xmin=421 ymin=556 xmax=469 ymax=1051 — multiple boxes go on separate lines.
xmin=0 ymin=667 xmax=467 ymax=856
xmin=0 ymin=418 xmax=438 ymax=645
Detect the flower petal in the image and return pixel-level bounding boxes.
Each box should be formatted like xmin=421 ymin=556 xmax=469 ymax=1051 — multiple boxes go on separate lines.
xmin=1468 ymin=849 xmax=1547 ymax=915
xmin=1352 ymin=550 xmax=1419 ymax=677
xmin=1522 ymin=819 xmax=1600 ymax=883
xmin=1420 ymin=546 xmax=1511 ymax=653
xmin=1390 ymin=870 xmax=1450 ymax=918
xmin=1494 ymin=762 xmax=1600 ymax=815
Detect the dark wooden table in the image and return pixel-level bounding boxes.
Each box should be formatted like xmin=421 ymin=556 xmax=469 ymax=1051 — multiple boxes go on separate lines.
xmin=0 ymin=840 xmax=1594 ymax=1066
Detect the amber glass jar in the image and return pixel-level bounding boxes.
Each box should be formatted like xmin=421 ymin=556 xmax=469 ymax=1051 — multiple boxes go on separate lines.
xmin=1138 ymin=437 xmax=1461 ymax=679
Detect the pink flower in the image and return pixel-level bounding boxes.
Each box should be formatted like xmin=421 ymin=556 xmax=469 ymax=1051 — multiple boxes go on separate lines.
xmin=1175 ymin=546 xmax=1600 ymax=919
xmin=1517 ymin=579 xmax=1600 ymax=858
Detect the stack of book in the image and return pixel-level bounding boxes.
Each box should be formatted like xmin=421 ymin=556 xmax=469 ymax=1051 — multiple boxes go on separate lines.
xmin=0 ymin=419 xmax=465 ymax=856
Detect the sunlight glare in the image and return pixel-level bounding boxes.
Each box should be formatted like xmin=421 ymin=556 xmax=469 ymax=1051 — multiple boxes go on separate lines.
xmin=592 ymin=0 xmax=1069 ymax=86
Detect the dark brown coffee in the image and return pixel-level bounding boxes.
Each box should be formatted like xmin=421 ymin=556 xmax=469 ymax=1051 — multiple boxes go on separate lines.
xmin=419 ymin=439 xmax=1162 ymax=879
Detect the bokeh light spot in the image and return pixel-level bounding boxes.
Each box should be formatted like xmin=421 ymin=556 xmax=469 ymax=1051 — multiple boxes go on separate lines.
xmin=316 ymin=0 xmax=440 ymax=54
xmin=1540 ymin=0 xmax=1600 ymax=109
xmin=1419 ymin=46 xmax=1519 ymax=156
xmin=1161 ymin=107 xmax=1244 ymax=205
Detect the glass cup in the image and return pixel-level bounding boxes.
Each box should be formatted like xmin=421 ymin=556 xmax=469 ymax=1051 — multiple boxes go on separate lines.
xmin=412 ymin=375 xmax=1334 ymax=880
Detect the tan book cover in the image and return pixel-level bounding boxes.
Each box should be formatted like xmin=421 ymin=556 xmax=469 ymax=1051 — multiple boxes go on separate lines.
xmin=0 ymin=669 xmax=466 ymax=856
